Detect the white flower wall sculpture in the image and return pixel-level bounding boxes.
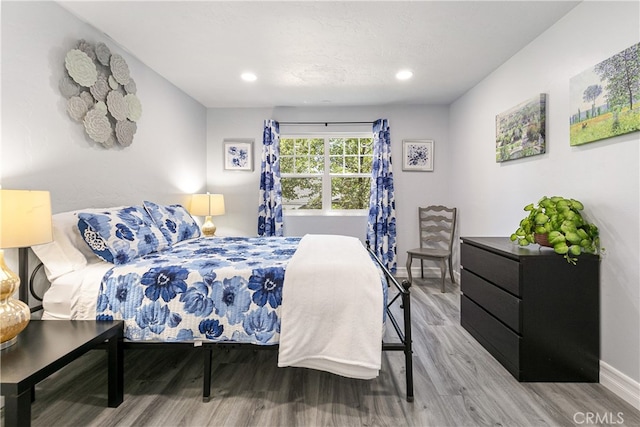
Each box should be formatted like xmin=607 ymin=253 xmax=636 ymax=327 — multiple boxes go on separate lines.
xmin=67 ymin=96 xmax=88 ymax=121
xmin=125 ymin=94 xmax=142 ymax=122
xmin=124 ymin=79 xmax=137 ymax=94
xmin=110 ymin=54 xmax=131 ymax=85
xmin=80 ymin=91 xmax=95 ymax=109
xmin=106 ymin=91 xmax=128 ymax=121
xmin=84 ymin=109 xmax=112 ymax=143
xmin=90 ymin=73 xmax=110 ymax=102
xmin=115 ymin=119 xmax=137 ymax=147
xmin=61 ymin=39 xmax=142 ymax=148
xmin=65 ymin=49 xmax=97 ymax=87
xmin=95 ymin=42 xmax=111 ymax=66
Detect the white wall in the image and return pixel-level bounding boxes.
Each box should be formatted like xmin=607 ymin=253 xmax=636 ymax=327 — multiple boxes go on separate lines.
xmin=450 ymin=0 xmax=640 ymax=386
xmin=1 ymin=1 xmax=207 ymax=213
xmin=207 ymin=105 xmax=450 ymax=269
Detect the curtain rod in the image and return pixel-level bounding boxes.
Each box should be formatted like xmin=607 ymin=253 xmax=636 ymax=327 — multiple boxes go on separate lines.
xmin=279 ymin=121 xmax=374 ymax=126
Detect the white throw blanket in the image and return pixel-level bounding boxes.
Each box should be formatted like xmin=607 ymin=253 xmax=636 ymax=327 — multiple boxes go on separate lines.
xmin=277 ymin=234 xmax=383 ymax=379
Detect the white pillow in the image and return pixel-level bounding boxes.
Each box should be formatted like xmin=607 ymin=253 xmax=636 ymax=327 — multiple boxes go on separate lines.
xmin=32 ymin=219 xmax=87 ymax=282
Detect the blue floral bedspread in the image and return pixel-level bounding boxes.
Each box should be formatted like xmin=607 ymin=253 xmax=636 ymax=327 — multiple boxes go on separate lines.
xmin=96 ymin=236 xmax=301 ymax=344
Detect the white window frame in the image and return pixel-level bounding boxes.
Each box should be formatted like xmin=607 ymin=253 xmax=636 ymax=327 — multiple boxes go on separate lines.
xmin=280 ymin=133 xmax=373 ymax=216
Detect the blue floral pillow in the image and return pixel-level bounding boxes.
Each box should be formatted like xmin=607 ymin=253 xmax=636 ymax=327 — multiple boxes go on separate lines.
xmin=77 ymin=206 xmax=169 ymax=264
xmin=143 ymin=201 xmax=201 ymax=245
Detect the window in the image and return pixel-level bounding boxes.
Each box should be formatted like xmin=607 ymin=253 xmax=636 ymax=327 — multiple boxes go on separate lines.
xmin=280 ymin=135 xmax=373 ymax=212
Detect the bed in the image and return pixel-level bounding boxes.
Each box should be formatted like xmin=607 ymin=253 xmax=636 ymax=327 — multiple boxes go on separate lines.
xmin=27 ymin=202 xmax=414 ymax=401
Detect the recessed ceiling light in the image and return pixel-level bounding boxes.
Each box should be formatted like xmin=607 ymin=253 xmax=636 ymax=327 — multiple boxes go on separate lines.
xmin=396 ymin=70 xmax=413 ymax=80
xmin=241 ymin=72 xmax=257 ymax=82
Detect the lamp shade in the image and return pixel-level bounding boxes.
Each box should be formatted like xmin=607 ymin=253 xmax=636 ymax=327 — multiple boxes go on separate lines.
xmin=0 ymin=190 xmax=53 ymax=249
xmin=190 ymin=193 xmax=225 ymax=216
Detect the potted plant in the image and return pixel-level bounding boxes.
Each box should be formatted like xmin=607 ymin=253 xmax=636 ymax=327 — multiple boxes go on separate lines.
xmin=510 ymin=196 xmax=601 ymax=264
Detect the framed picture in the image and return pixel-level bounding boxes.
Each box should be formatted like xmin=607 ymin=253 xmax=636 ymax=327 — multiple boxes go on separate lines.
xmin=402 ymin=139 xmax=434 ymax=171
xmin=496 ymin=93 xmax=546 ymax=162
xmin=569 ymin=42 xmax=640 ymax=146
xmin=223 ymin=139 xmax=254 ymax=171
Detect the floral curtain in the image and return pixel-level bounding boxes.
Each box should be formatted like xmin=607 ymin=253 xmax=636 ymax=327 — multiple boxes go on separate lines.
xmin=258 ymin=119 xmax=284 ymax=236
xmin=366 ymin=119 xmax=397 ymax=272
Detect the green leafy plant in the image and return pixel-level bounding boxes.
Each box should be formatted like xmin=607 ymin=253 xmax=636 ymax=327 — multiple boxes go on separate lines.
xmin=510 ymin=196 xmax=601 ymax=264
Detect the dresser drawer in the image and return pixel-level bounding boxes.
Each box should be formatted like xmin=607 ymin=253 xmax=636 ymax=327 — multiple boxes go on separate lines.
xmin=461 ymin=242 xmax=520 ymax=296
xmin=461 ymin=269 xmax=521 ymax=333
xmin=461 ymin=295 xmax=521 ymax=378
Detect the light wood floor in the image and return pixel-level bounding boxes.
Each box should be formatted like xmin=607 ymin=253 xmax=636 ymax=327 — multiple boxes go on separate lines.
xmin=3 ymin=278 xmax=639 ymax=426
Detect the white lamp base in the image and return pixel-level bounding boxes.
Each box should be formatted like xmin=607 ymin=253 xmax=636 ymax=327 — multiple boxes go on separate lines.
xmin=201 ymin=216 xmax=217 ymax=237
xmin=0 ymin=250 xmax=30 ymax=349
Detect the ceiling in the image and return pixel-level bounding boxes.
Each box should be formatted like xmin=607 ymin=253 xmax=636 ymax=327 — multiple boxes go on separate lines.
xmin=59 ymin=1 xmax=580 ymax=108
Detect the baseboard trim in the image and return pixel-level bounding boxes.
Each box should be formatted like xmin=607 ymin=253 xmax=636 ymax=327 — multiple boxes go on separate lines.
xmin=395 ymin=266 xmax=439 ymax=279
xmin=600 ymin=361 xmax=640 ymax=410
xmin=395 ymin=266 xmax=461 ymax=284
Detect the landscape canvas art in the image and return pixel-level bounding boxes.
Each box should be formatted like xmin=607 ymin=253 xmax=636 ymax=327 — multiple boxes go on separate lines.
xmin=569 ymin=42 xmax=640 ymax=146
xmin=495 ymin=94 xmax=546 ymax=162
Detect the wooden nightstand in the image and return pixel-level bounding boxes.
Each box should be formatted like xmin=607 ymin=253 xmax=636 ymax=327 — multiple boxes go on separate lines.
xmin=1 ymin=320 xmax=124 ymax=427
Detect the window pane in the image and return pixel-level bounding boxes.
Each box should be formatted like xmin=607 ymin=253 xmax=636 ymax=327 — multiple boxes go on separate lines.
xmin=310 ymin=138 xmax=324 ymax=155
xmin=361 ymin=155 xmax=373 ymax=173
xmin=280 ymin=156 xmax=294 ymax=173
xmin=330 ymin=156 xmax=343 ymax=173
xmin=360 ymin=138 xmax=373 ymax=155
xmin=282 ymin=177 xmax=322 ymax=210
xmin=294 ymin=138 xmax=308 ymax=155
xmin=344 ymin=157 xmax=360 ymax=173
xmin=345 ymin=138 xmax=360 ymax=155
xmin=331 ymin=177 xmax=371 ymax=210
xmin=280 ymin=138 xmax=294 ymax=155
xmin=329 ymin=138 xmax=344 ymax=155
xmin=309 ymin=156 xmax=324 ymax=173
xmin=296 ymin=156 xmax=310 ymax=173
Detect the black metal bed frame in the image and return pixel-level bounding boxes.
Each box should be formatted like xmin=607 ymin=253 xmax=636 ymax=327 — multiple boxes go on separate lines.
xmin=24 ymin=244 xmax=414 ymax=402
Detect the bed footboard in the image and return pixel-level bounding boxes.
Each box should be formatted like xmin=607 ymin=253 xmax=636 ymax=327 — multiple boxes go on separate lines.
xmin=367 ymin=244 xmax=414 ymax=403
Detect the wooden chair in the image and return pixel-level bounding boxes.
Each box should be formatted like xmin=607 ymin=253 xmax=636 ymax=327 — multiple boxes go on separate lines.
xmin=406 ymin=205 xmax=457 ymax=292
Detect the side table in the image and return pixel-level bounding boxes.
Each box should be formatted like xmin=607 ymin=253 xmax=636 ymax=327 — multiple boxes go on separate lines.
xmin=1 ymin=320 xmax=124 ymax=427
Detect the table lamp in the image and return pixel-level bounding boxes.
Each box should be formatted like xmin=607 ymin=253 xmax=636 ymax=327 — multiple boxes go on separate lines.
xmin=0 ymin=189 xmax=53 ymax=349
xmin=190 ymin=193 xmax=225 ymax=237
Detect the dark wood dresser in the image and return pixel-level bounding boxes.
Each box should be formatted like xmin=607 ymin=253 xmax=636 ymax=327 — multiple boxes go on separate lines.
xmin=460 ymin=237 xmax=600 ymax=382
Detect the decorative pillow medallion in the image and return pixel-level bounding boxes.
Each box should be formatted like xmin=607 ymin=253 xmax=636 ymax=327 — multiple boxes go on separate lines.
xmin=143 ymin=201 xmax=201 ymax=245
xmin=77 ymin=206 xmax=167 ymax=264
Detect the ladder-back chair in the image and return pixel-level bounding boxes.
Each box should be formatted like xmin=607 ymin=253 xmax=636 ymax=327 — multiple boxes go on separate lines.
xmin=406 ymin=205 xmax=457 ymax=292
